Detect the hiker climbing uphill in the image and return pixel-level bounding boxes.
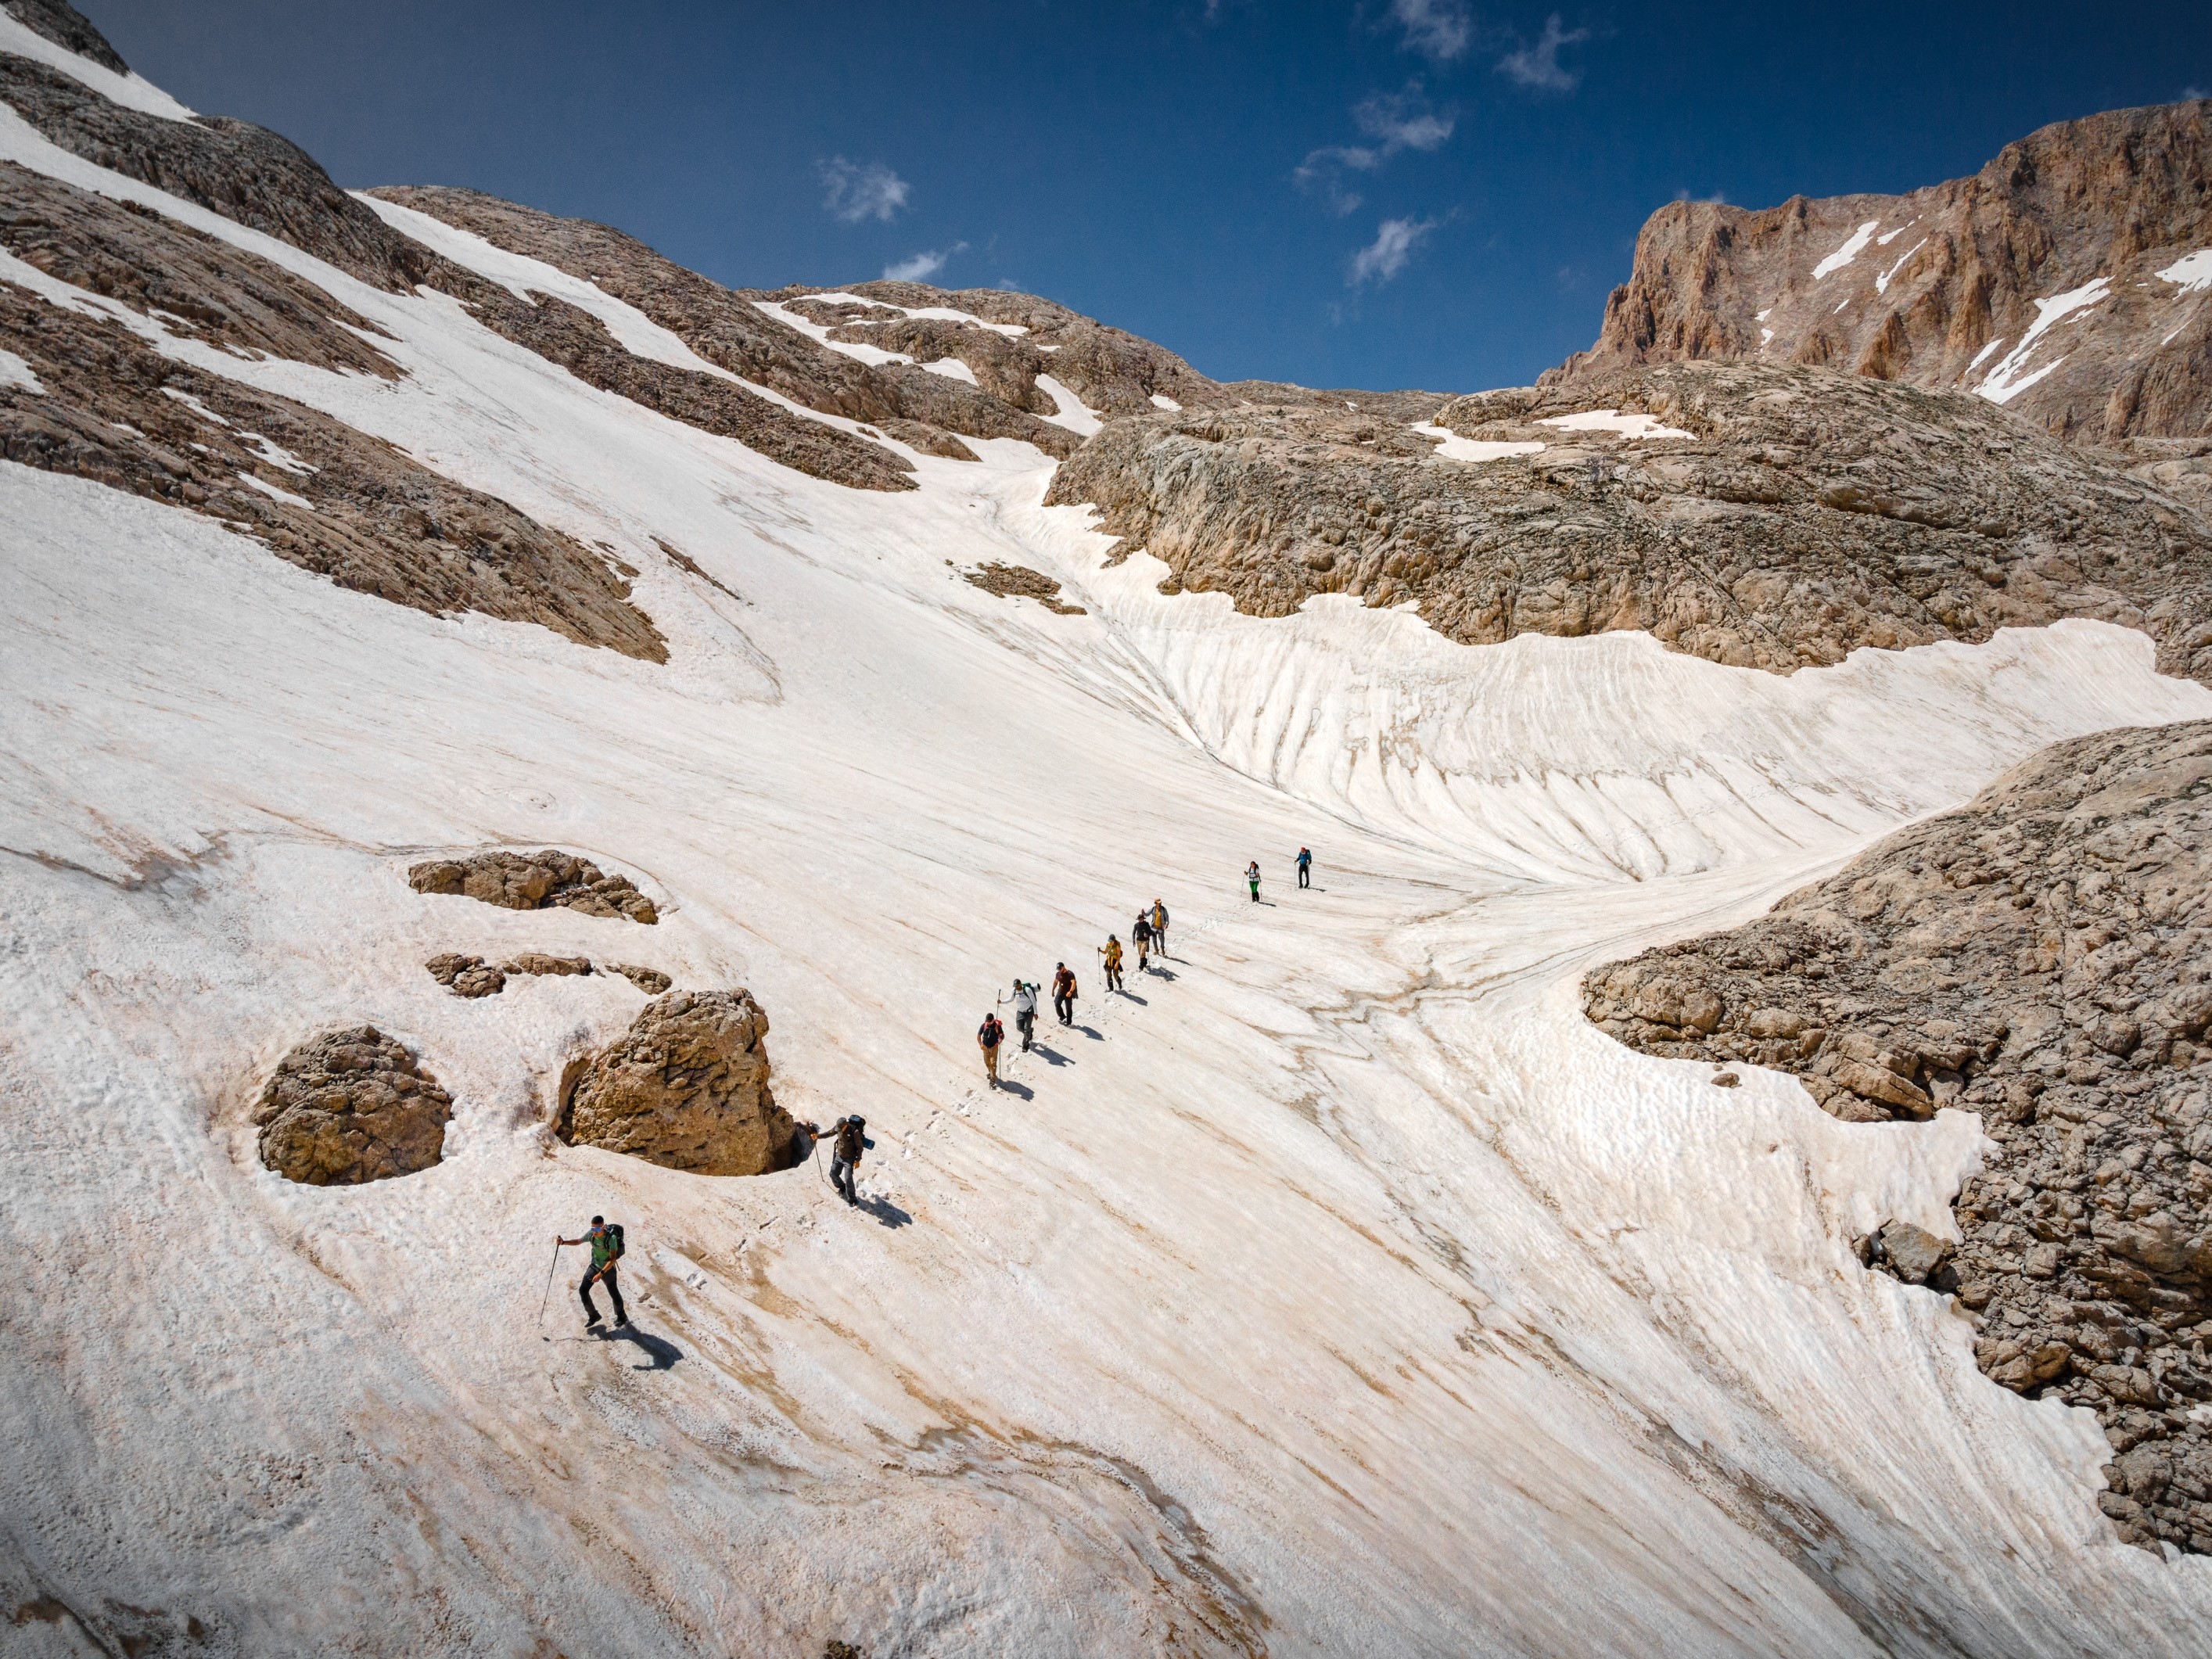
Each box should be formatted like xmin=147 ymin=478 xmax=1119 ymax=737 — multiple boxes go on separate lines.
xmin=979 ymin=1011 xmax=1005 ymax=1087
xmin=1004 ymin=978 xmax=1040 ymax=1050
xmin=1297 ymin=846 xmax=1312 ymax=889
xmin=1132 ymin=913 xmax=1153 ymax=971
xmin=555 ymin=1215 xmax=627 ymax=1330
xmin=1101 ymin=934 xmax=1124 ymax=993
xmin=819 ymin=1115 xmax=867 ymax=1205
xmin=1052 ymin=962 xmax=1078 ymax=1026
xmin=1150 ymin=900 xmax=1169 ymax=957
xmin=1246 ymin=860 xmax=1262 ymax=903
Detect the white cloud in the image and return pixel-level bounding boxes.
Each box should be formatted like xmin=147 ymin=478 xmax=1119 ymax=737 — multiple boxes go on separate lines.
xmin=1391 ymin=0 xmax=1471 ymax=62
xmin=882 ymin=242 xmax=968 ymax=282
xmin=1498 ymin=14 xmax=1591 ymax=92
xmin=1296 ymin=82 xmax=1453 ymax=215
xmin=819 ymin=156 xmax=910 ymax=224
xmin=1348 ymin=215 xmax=1436 ymax=287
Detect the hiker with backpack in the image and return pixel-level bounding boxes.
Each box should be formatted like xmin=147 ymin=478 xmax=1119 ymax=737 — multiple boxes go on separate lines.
xmin=809 ymin=1115 xmax=867 ymax=1205
xmin=1051 ymin=962 xmax=1078 ymax=1026
xmin=1297 ymin=846 xmax=1312 ymax=889
xmin=1245 ymin=860 xmax=1262 ymax=903
xmin=1132 ymin=913 xmax=1153 ymax=971
xmin=1101 ymin=934 xmax=1124 ymax=993
xmin=1150 ymin=900 xmax=1169 ymax=957
xmin=978 ymin=1011 xmax=1005 ymax=1086
xmin=555 ymin=1215 xmax=627 ymax=1330
xmin=1004 ymin=978 xmax=1040 ymax=1050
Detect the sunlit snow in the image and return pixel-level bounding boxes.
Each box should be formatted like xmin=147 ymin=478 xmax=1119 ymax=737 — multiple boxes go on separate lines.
xmin=1409 ymin=419 xmax=1545 ymax=461
xmin=1811 ymin=219 xmax=1880 ymax=279
xmin=1977 ymin=277 xmax=2111 ymax=404
xmin=1536 ymin=409 xmax=1693 ymax=440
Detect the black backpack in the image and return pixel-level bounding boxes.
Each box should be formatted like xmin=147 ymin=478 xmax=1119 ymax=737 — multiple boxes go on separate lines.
xmin=601 ymin=1223 xmax=625 ymax=1261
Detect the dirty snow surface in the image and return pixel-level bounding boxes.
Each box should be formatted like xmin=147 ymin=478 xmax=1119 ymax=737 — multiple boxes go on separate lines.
xmin=5 ymin=117 xmax=2212 ymax=1659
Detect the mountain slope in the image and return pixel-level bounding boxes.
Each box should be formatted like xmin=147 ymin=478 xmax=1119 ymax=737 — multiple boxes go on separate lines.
xmin=1543 ymin=101 xmax=2212 ymax=441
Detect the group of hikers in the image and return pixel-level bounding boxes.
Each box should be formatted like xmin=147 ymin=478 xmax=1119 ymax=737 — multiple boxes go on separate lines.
xmin=975 ymin=849 xmax=1314 ymax=1089
xmin=555 ymin=850 xmax=1316 ymax=1333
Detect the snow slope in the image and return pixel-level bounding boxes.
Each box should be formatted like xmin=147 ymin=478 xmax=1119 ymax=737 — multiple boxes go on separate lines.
xmin=5 ymin=60 xmax=2212 ymax=1659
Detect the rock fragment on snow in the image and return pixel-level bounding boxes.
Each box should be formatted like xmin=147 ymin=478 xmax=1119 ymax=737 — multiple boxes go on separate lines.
xmin=558 ymin=989 xmax=795 ymax=1176
xmin=408 ymin=849 xmax=658 ymax=923
xmin=253 ymin=1026 xmax=452 ymax=1185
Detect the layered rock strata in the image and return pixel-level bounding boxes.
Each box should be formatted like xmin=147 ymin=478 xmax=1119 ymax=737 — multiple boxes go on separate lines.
xmin=1544 ymin=99 xmax=2212 ymax=441
xmin=558 ymin=989 xmax=794 ymax=1176
xmin=1583 ymin=721 xmax=2212 ymax=1551
xmin=1048 ymin=361 xmax=2212 ymax=681
xmin=406 ymin=850 xmax=658 ymax=924
xmin=255 ymin=1026 xmax=453 ymax=1185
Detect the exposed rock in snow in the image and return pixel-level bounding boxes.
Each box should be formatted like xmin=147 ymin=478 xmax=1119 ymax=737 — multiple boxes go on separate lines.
xmin=406 ymin=849 xmax=659 ymax=923
xmin=254 ymin=1026 xmax=454 ymax=1185
xmin=1049 ymin=360 xmax=2212 ymax=680
xmin=606 ymin=961 xmax=673 ymax=995
xmin=959 ymin=559 xmax=1086 ymax=614
xmin=1585 ymin=720 xmax=2212 ymax=1551
xmin=1542 ymin=98 xmax=2212 ymax=440
xmin=559 ymin=989 xmax=792 ymax=1175
xmin=424 ymin=951 xmax=505 ymax=997
xmin=5 ymin=0 xmax=131 ymax=76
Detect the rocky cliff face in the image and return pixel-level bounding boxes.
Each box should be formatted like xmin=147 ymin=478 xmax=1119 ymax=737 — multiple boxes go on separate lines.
xmin=1545 ymin=101 xmax=2212 ymax=441
xmin=1584 ymin=722 xmax=2212 ymax=1553
xmin=1047 ymin=360 xmax=2212 ymax=680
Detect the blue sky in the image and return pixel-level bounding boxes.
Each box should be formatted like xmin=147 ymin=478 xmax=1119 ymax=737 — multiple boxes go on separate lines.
xmin=84 ymin=1 xmax=2212 ymax=393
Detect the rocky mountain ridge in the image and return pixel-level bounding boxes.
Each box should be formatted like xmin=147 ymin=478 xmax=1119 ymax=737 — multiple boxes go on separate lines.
xmin=1544 ymin=100 xmax=2212 ymax=442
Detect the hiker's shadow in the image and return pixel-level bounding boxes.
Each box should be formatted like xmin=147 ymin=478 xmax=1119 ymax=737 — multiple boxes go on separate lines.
xmin=601 ymin=1327 xmax=682 ymax=1371
xmin=1033 ymin=1044 xmax=1073 ymax=1067
xmin=1077 ymin=1025 xmax=1104 ymax=1041
xmin=1145 ymin=967 xmax=1178 ymax=982
xmin=995 ymin=1078 xmax=1035 ymax=1100
xmin=862 ymin=1195 xmax=912 ymax=1229
xmin=1115 ymin=990 xmax=1149 ymax=1005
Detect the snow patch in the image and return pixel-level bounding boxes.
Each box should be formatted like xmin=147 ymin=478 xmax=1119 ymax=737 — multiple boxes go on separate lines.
xmin=1760 ymin=329 xmax=1775 ymax=346
xmin=1977 ymin=277 xmax=2110 ymax=405
xmin=750 ymin=299 xmax=914 ymax=367
xmin=1536 ymin=409 xmax=1693 ymax=440
xmin=1409 ymin=421 xmax=1545 ymax=462
xmin=160 ymin=388 xmax=232 ymax=426
xmin=0 ymin=13 xmax=196 ymax=121
xmin=0 ymin=347 xmax=44 ymax=392
xmin=1812 ymin=219 xmax=1880 ymax=279
xmin=239 ymin=433 xmax=317 ymax=476
xmin=1150 ymin=393 xmax=1181 ymax=411
xmin=2156 ymin=248 xmax=2212 ymax=296
xmin=233 ymin=469 xmax=313 ymax=509
xmin=1875 ymin=239 xmax=1927 ymax=295
xmin=921 ymin=356 xmax=978 ymax=385
xmin=1035 ymin=373 xmax=1102 ymax=436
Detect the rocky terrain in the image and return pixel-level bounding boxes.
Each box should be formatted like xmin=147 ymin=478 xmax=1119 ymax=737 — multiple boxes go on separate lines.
xmin=1049 ymin=360 xmax=2212 ymax=680
xmin=1584 ymin=721 xmax=2212 ymax=1552
xmin=254 ymin=1026 xmax=453 ymax=1185
xmin=424 ymin=951 xmax=671 ymax=997
xmin=406 ymin=849 xmax=659 ymax=923
xmin=960 ymin=560 xmax=1086 ymax=614
xmin=559 ymin=989 xmax=793 ymax=1176
xmin=1544 ymin=100 xmax=2212 ymax=442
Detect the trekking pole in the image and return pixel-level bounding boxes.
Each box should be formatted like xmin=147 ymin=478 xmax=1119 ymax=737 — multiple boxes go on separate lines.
xmin=537 ymin=1241 xmax=564 ymax=1323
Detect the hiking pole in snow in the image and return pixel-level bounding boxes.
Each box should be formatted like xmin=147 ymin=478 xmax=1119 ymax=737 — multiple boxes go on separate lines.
xmin=537 ymin=1240 xmax=564 ymax=1323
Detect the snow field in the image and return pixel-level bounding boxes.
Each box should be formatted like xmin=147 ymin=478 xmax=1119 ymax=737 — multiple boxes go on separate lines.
xmin=2 ymin=66 xmax=2212 ymax=1657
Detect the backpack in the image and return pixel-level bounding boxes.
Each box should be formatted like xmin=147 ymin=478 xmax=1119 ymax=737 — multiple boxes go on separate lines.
xmin=598 ymin=1223 xmax=625 ymax=1262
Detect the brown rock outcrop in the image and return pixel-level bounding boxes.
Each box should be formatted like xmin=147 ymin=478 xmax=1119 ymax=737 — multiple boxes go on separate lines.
xmin=407 ymin=850 xmax=658 ymax=924
xmin=5 ymin=2 xmax=130 ymax=73
xmin=1582 ymin=720 xmax=2212 ymax=1552
xmin=961 ymin=561 xmax=1085 ymax=615
xmin=254 ymin=1026 xmax=452 ymax=1184
xmin=605 ymin=962 xmax=673 ymax=995
xmin=1047 ymin=361 xmax=2212 ymax=682
xmin=558 ymin=989 xmax=795 ymax=1176
xmin=425 ymin=953 xmax=505 ymax=997
xmin=1543 ymin=100 xmax=2212 ymax=441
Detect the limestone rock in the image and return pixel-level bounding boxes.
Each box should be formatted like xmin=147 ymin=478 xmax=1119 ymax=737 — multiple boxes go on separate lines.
xmin=1583 ymin=719 xmax=2212 ymax=1552
xmin=425 ymin=953 xmax=505 ymax=998
xmin=407 ymin=850 xmax=657 ymax=924
xmin=503 ymin=952 xmax=591 ymax=977
xmin=960 ymin=562 xmax=1086 ymax=615
xmin=1542 ymin=99 xmax=2212 ymax=442
xmin=606 ymin=962 xmax=673 ymax=995
xmin=254 ymin=1026 xmax=452 ymax=1185
xmin=558 ymin=989 xmax=795 ymax=1176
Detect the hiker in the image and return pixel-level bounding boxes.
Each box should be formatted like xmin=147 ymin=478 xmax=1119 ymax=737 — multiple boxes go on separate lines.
xmin=824 ymin=1114 xmax=867 ymax=1205
xmin=1297 ymin=846 xmax=1312 ymax=889
xmin=1151 ymin=900 xmax=1169 ymax=957
xmin=555 ymin=1214 xmax=627 ymax=1330
xmin=1005 ymin=978 xmax=1040 ymax=1050
xmin=978 ymin=1010 xmax=1005 ymax=1086
xmin=1132 ymin=912 xmax=1153 ymax=971
xmin=1052 ymin=961 xmax=1078 ymax=1026
xmin=1246 ymin=860 xmax=1262 ymax=903
xmin=1102 ymin=934 xmax=1124 ymax=993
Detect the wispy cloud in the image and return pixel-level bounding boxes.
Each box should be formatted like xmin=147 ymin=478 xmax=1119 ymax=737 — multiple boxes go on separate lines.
xmin=1296 ymin=81 xmax=1455 ymax=216
xmin=882 ymin=241 xmax=967 ymax=282
xmin=1497 ymin=14 xmax=1591 ymax=92
xmin=1349 ymin=215 xmax=1437 ymax=286
xmin=1391 ymin=0 xmax=1471 ymax=62
xmin=2185 ymin=85 xmax=2209 ymax=102
xmin=1672 ymin=188 xmax=1729 ymax=204
xmin=819 ymin=156 xmax=910 ymax=224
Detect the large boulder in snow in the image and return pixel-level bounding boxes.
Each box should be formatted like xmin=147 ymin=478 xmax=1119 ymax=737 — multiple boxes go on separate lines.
xmin=254 ymin=1026 xmax=453 ymax=1185
xmin=408 ymin=849 xmax=658 ymax=924
xmin=558 ymin=989 xmax=795 ymax=1176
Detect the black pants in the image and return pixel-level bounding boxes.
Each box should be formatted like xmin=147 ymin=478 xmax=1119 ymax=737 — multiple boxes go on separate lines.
xmin=831 ymin=1156 xmax=858 ymax=1204
xmin=1054 ymin=993 xmax=1073 ymax=1024
xmin=580 ymin=1262 xmax=626 ymax=1325
xmin=1017 ymin=1011 xmax=1035 ymax=1050
xmin=1106 ymin=964 xmax=1122 ymax=991
xmin=1298 ymin=866 xmax=1310 ymax=888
